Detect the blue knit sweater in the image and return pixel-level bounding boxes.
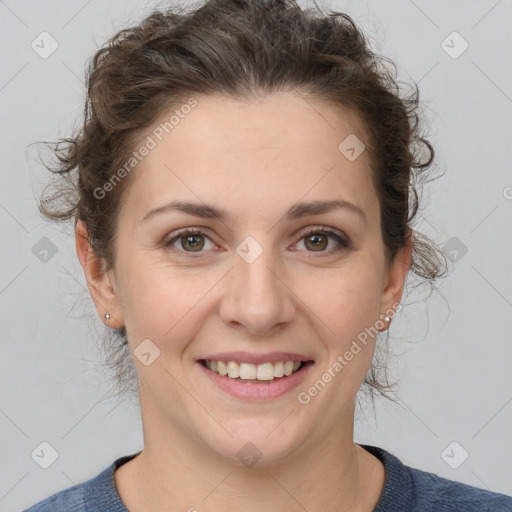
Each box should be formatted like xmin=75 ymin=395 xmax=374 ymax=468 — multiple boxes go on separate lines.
xmin=24 ymin=444 xmax=512 ymax=511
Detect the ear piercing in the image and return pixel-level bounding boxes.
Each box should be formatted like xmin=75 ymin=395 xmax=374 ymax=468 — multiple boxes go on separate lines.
xmin=379 ymin=313 xmax=392 ymax=331
xmin=103 ymin=311 xmax=393 ymax=328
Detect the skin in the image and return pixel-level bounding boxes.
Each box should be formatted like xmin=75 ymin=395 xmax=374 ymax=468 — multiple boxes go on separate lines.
xmin=76 ymin=92 xmax=411 ymax=512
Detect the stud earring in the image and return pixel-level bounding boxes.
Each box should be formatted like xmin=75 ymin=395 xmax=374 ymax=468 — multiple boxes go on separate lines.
xmin=383 ymin=315 xmax=391 ymax=322
xmin=104 ymin=312 xmax=110 ymax=327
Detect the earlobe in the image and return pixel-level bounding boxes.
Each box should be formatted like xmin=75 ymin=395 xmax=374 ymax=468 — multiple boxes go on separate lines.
xmin=75 ymin=220 xmax=124 ymax=328
xmin=379 ymin=228 xmax=413 ymax=328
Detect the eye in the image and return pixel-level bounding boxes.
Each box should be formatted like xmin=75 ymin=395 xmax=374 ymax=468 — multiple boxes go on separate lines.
xmin=293 ymin=226 xmax=351 ymax=255
xmin=164 ymin=228 xmax=217 ymax=256
xmin=163 ymin=226 xmax=351 ymax=258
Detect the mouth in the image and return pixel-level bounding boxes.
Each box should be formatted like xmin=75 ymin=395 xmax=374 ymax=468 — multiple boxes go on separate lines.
xmin=196 ymin=351 xmax=315 ymax=402
xmin=198 ymin=358 xmax=314 ymax=383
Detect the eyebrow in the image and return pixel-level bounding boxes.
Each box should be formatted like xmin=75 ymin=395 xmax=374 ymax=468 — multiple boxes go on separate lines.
xmin=141 ymin=198 xmax=366 ymax=225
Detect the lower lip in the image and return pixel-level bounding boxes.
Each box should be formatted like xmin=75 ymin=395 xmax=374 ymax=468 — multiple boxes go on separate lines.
xmin=197 ymin=361 xmax=314 ymax=401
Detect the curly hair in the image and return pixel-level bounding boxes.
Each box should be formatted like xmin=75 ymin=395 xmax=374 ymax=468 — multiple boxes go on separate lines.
xmin=36 ymin=0 xmax=448 ymax=406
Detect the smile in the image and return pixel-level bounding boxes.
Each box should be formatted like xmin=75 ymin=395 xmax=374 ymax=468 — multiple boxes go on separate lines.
xmin=197 ymin=358 xmax=315 ymax=400
xmin=200 ymin=359 xmax=306 ymax=382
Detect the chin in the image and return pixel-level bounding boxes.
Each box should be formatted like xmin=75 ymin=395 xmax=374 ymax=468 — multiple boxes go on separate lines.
xmin=203 ymin=419 xmax=309 ymax=467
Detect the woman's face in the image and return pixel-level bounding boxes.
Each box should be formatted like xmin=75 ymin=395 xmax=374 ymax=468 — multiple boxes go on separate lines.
xmin=80 ymin=92 xmax=409 ymax=464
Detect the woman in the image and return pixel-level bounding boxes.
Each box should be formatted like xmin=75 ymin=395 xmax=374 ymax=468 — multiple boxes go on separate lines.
xmin=25 ymin=0 xmax=512 ymax=510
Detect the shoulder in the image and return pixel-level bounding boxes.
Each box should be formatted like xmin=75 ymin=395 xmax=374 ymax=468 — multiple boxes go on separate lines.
xmin=23 ymin=453 xmax=140 ymax=512
xmin=409 ymin=466 xmax=512 ymax=512
xmin=360 ymin=444 xmax=512 ymax=512
xmin=23 ymin=483 xmax=86 ymax=512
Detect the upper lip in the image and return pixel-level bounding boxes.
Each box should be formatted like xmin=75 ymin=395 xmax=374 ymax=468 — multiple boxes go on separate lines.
xmin=199 ymin=351 xmax=314 ymax=365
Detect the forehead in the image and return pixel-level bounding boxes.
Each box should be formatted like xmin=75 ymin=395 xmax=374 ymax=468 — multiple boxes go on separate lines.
xmin=120 ymin=92 xmax=378 ymax=224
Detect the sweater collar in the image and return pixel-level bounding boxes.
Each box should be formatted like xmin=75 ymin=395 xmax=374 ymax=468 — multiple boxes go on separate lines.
xmin=86 ymin=444 xmax=415 ymax=511
xmin=359 ymin=444 xmax=416 ymax=511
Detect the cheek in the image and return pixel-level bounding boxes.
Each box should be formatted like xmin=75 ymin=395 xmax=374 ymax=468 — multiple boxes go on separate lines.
xmin=117 ymin=241 xmax=384 ymax=350
xmin=311 ymin=265 xmax=383 ymax=398
xmin=118 ymin=258 xmax=218 ymax=343
xmin=301 ymin=257 xmax=382 ymax=326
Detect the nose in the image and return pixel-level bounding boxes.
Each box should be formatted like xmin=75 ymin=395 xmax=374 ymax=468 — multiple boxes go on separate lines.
xmin=218 ymin=240 xmax=295 ymax=336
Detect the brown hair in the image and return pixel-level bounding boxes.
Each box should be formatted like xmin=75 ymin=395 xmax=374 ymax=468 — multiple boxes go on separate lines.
xmin=36 ymin=0 xmax=448 ymax=405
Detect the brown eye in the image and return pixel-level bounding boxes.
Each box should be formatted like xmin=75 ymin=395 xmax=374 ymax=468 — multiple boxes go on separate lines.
xmin=180 ymin=233 xmax=205 ymax=252
xmin=304 ymin=233 xmax=328 ymax=251
xmin=296 ymin=227 xmax=351 ymax=255
xmin=165 ymin=228 xmax=216 ymax=255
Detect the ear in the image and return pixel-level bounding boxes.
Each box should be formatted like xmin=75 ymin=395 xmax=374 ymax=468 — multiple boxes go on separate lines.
xmin=75 ymin=220 xmax=124 ymax=328
xmin=378 ymin=228 xmax=412 ymax=327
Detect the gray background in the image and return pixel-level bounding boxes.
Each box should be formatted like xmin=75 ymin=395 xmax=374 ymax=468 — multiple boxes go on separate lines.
xmin=1 ymin=0 xmax=511 ymax=510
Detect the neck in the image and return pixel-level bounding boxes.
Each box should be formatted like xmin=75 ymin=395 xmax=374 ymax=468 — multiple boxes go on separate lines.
xmin=115 ymin=400 xmax=385 ymax=512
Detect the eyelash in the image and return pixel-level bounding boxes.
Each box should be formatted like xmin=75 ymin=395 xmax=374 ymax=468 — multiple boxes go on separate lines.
xmin=163 ymin=226 xmax=351 ymax=258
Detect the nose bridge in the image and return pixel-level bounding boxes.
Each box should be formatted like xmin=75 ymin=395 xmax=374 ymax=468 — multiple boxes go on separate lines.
xmin=221 ymin=233 xmax=294 ymax=333
xmin=235 ymin=233 xmax=280 ymax=303
xmin=235 ymin=241 xmax=277 ymax=301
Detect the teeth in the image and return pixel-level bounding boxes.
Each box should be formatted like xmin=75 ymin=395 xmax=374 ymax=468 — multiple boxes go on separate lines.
xmin=227 ymin=361 xmax=239 ymax=379
xmin=239 ymin=362 xmax=257 ymax=380
xmin=257 ymin=363 xmax=274 ymax=380
xmin=203 ymin=359 xmax=304 ymax=381
xmin=218 ymin=361 xmax=228 ymax=376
